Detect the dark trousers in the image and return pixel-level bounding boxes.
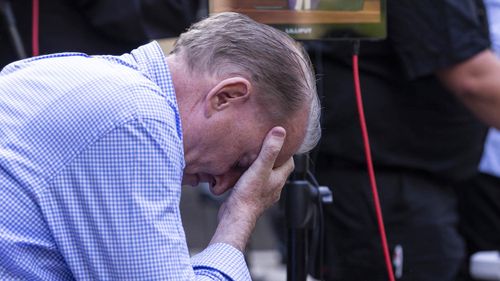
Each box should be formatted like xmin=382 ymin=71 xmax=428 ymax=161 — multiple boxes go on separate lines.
xmin=315 ymin=167 xmax=465 ymax=281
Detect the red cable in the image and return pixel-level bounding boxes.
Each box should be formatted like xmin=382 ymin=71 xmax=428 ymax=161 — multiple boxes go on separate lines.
xmin=32 ymin=0 xmax=39 ymax=56
xmin=352 ymin=53 xmax=396 ymax=281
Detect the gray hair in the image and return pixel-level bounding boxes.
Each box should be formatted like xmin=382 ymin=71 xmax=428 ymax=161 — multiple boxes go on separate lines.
xmin=171 ymin=12 xmax=321 ymax=154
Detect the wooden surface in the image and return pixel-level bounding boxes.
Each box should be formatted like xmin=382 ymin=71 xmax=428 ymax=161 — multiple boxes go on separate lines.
xmin=211 ymin=0 xmax=381 ymax=24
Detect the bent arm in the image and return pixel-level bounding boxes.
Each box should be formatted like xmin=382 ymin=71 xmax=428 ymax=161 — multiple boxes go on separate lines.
xmin=438 ymin=49 xmax=500 ymax=129
xmin=48 ymin=116 xmax=251 ymax=280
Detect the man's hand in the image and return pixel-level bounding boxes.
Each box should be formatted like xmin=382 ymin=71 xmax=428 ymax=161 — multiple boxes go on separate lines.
xmin=225 ymin=126 xmax=294 ymax=218
xmin=209 ymin=126 xmax=295 ymax=251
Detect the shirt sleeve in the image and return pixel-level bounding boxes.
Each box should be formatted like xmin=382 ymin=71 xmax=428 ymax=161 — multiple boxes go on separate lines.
xmin=43 ymin=117 xmax=249 ymax=280
xmin=192 ymin=243 xmax=252 ymax=280
xmin=388 ymin=0 xmax=490 ymax=79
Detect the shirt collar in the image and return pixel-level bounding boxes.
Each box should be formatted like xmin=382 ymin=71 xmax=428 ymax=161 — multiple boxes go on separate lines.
xmin=130 ymin=41 xmax=174 ymax=98
xmin=128 ymin=41 xmax=184 ymax=150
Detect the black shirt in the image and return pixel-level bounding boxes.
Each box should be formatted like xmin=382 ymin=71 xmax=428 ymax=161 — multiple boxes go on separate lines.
xmin=0 ymin=0 xmax=199 ymax=68
xmin=313 ymin=0 xmax=490 ymax=182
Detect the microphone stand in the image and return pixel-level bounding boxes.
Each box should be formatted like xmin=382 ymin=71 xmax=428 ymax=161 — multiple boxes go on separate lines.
xmin=284 ymin=154 xmax=332 ymax=281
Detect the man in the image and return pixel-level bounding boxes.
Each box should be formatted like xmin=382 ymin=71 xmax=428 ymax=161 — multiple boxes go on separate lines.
xmin=0 ymin=12 xmax=320 ymax=280
xmin=309 ymin=0 xmax=500 ymax=280
xmin=456 ymin=0 xmax=500 ymax=279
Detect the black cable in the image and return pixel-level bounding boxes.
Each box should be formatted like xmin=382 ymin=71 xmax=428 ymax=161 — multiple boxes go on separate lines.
xmin=307 ymin=170 xmax=320 ymax=187
xmin=306 ymin=170 xmax=326 ymax=281
xmin=0 ymin=0 xmax=27 ymax=59
xmin=316 ymin=188 xmax=325 ymax=281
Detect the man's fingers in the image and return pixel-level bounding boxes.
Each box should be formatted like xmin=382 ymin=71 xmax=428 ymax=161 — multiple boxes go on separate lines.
xmin=279 ymin=157 xmax=295 ymax=178
xmin=252 ymin=126 xmax=286 ymax=172
xmin=248 ymin=127 xmax=286 ymax=176
xmin=270 ymin=157 xmax=295 ymax=187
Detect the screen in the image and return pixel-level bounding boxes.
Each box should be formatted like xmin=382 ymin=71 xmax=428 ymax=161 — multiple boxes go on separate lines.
xmin=208 ymin=0 xmax=386 ymax=40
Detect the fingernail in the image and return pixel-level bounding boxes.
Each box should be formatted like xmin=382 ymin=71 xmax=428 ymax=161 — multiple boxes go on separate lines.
xmin=272 ymin=128 xmax=286 ymax=138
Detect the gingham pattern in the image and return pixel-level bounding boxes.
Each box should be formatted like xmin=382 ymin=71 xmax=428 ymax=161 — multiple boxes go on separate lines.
xmin=0 ymin=42 xmax=250 ymax=280
xmin=479 ymin=0 xmax=500 ymax=178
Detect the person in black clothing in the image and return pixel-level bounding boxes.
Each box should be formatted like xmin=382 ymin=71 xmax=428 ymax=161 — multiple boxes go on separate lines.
xmin=455 ymin=0 xmax=500 ymax=280
xmin=310 ymin=0 xmax=500 ymax=280
xmin=0 ymin=0 xmax=201 ymax=68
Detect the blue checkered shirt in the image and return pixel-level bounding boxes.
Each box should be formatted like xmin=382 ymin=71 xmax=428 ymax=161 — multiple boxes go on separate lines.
xmin=0 ymin=42 xmax=250 ymax=280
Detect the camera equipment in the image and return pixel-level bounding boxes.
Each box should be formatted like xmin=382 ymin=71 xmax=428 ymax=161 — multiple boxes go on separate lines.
xmin=207 ymin=0 xmax=386 ymax=40
xmin=284 ymin=153 xmax=332 ymax=281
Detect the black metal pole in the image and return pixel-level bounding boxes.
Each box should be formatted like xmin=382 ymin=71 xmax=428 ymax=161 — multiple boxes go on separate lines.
xmin=284 ymin=153 xmax=333 ymax=281
xmin=287 ymin=229 xmax=307 ymax=281
xmin=285 ymin=154 xmax=312 ymax=281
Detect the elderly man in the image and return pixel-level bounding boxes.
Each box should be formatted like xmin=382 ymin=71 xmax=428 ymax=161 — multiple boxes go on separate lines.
xmin=0 ymin=12 xmax=320 ymax=280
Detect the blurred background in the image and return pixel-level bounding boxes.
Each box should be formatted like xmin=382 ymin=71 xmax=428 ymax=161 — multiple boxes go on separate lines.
xmin=180 ymin=184 xmax=292 ymax=281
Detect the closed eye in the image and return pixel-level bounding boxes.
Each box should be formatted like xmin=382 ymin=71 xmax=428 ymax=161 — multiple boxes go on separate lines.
xmin=231 ymin=160 xmax=249 ymax=173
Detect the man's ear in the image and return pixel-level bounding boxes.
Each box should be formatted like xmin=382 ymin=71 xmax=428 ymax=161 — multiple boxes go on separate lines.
xmin=205 ymin=77 xmax=252 ymax=116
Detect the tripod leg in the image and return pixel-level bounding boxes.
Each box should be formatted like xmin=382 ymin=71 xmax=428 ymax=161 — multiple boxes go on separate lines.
xmin=0 ymin=0 xmax=27 ymax=59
